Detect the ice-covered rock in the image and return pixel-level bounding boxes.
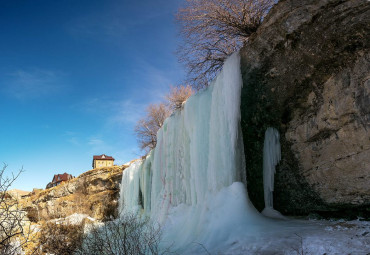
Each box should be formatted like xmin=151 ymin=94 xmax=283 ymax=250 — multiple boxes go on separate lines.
xmin=119 ymin=52 xmax=266 ymax=252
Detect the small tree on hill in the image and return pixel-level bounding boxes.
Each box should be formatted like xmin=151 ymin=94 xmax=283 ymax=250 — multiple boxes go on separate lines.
xmin=177 ymin=0 xmax=276 ymax=89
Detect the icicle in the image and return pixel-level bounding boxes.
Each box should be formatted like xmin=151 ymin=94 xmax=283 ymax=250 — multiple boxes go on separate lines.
xmin=261 ymin=127 xmax=285 ymax=219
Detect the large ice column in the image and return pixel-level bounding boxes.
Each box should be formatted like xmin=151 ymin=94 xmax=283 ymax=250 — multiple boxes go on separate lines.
xmin=261 ymin=127 xmax=285 ymax=219
xmin=119 ymin=52 xmax=264 ymax=251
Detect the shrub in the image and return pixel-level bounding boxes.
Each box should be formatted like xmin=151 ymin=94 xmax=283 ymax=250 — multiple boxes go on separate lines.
xmin=38 ymin=221 xmax=84 ymax=255
xmin=75 ymin=213 xmax=168 ymax=255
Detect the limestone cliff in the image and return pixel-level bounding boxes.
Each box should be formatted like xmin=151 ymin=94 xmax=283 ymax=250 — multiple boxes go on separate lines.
xmin=240 ymin=0 xmax=370 ymax=218
xmin=20 ymin=166 xmax=125 ymax=222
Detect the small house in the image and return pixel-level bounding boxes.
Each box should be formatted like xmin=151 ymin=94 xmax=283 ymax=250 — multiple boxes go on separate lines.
xmin=46 ymin=173 xmax=73 ymax=189
xmin=92 ymin=154 xmax=115 ymax=168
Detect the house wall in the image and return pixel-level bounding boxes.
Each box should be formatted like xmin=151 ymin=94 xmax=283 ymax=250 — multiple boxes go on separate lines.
xmin=94 ymin=160 xmax=114 ymax=168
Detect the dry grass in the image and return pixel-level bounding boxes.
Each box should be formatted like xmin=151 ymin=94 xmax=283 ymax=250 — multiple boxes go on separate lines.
xmin=19 ymin=165 xmax=125 ymax=223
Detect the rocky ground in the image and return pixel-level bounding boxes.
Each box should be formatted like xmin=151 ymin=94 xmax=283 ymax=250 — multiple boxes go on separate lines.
xmin=19 ymin=165 xmax=126 ymax=222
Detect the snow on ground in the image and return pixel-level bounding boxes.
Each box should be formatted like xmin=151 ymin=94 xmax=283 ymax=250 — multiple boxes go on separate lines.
xmin=51 ymin=213 xmax=95 ymax=225
xmin=213 ymin=219 xmax=370 ymax=255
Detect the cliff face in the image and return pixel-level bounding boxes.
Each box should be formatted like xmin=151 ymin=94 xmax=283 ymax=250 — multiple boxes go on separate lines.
xmin=20 ymin=166 xmax=124 ymax=222
xmin=240 ymin=0 xmax=370 ymax=217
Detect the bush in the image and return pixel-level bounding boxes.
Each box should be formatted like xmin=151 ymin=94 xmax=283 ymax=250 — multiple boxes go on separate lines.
xmin=38 ymin=221 xmax=84 ymax=255
xmin=0 ymin=164 xmax=35 ymax=255
xmin=75 ymin=213 xmax=168 ymax=255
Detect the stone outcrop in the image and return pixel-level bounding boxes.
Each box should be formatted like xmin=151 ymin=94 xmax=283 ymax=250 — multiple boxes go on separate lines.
xmin=240 ymin=0 xmax=370 ymax=218
xmin=20 ymin=166 xmax=125 ymax=222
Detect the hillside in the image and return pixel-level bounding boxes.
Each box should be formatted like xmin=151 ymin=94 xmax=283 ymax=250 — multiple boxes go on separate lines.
xmin=19 ymin=165 xmax=126 ymax=222
xmin=7 ymin=189 xmax=30 ymax=199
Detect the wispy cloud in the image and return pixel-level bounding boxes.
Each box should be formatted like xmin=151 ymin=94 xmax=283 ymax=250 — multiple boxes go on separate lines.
xmin=109 ymin=100 xmax=145 ymax=126
xmin=77 ymin=97 xmax=145 ymax=127
xmin=88 ymin=138 xmax=105 ymax=146
xmin=134 ymin=60 xmax=174 ymax=101
xmin=63 ymin=131 xmax=81 ymax=146
xmin=67 ymin=137 xmax=80 ymax=146
xmin=87 ymin=136 xmax=114 ymax=155
xmin=2 ymin=68 xmax=66 ymax=100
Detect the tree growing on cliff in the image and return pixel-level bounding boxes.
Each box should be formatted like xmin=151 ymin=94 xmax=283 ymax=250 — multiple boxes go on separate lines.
xmin=165 ymin=85 xmax=194 ymax=111
xmin=135 ymin=85 xmax=194 ymax=153
xmin=177 ymin=0 xmax=276 ymax=89
xmin=135 ymin=103 xmax=171 ymax=152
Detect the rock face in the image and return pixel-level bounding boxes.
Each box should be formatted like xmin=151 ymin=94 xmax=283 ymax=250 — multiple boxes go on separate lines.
xmin=20 ymin=166 xmax=125 ymax=222
xmin=240 ymin=0 xmax=370 ymax=218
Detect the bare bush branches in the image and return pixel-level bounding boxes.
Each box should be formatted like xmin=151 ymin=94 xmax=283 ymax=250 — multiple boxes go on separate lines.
xmin=134 ymin=103 xmax=171 ymax=152
xmin=0 ymin=165 xmax=36 ymax=255
xmin=165 ymin=85 xmax=194 ymax=111
xmin=0 ymin=165 xmax=24 ymax=254
xmin=75 ymin=213 xmax=167 ymax=255
xmin=177 ymin=0 xmax=276 ymax=89
xmin=38 ymin=221 xmax=85 ymax=255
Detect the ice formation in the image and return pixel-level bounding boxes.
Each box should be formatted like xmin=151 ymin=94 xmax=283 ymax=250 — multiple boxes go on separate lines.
xmin=119 ymin=52 xmax=266 ymax=252
xmin=261 ymin=127 xmax=285 ymax=219
xmin=118 ymin=53 xmax=370 ymax=254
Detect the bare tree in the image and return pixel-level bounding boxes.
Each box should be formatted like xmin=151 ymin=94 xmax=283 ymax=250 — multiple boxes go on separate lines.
xmin=134 ymin=103 xmax=171 ymax=153
xmin=177 ymin=0 xmax=276 ymax=89
xmin=0 ymin=164 xmax=36 ymax=255
xmin=165 ymin=85 xmax=194 ymax=111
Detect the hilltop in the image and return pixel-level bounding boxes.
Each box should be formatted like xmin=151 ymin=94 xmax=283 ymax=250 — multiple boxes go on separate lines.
xmin=19 ymin=165 xmax=127 ymax=222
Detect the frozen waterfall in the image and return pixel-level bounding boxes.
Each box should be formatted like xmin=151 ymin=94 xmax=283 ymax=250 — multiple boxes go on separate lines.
xmin=261 ymin=128 xmax=285 ymax=219
xmin=119 ymin=52 xmax=266 ymax=253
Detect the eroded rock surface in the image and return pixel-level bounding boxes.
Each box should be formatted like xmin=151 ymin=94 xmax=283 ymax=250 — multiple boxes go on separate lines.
xmin=286 ymin=55 xmax=370 ymax=205
xmin=240 ymin=0 xmax=369 ymax=217
xmin=20 ymin=166 xmax=125 ymax=222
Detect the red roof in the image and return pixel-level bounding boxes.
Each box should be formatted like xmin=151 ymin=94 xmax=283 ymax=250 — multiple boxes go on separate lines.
xmin=93 ymin=154 xmax=115 ymax=160
xmin=52 ymin=173 xmax=73 ymax=183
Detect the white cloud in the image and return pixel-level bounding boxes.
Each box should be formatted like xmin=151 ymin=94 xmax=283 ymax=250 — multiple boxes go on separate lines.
xmin=67 ymin=137 xmax=80 ymax=146
xmin=86 ymin=137 xmax=115 ymax=156
xmin=3 ymin=68 xmax=66 ymax=100
xmin=109 ymin=99 xmax=145 ymax=126
xmin=63 ymin=131 xmax=81 ymax=146
xmin=88 ymin=138 xmax=105 ymax=146
xmin=77 ymin=97 xmax=146 ymax=127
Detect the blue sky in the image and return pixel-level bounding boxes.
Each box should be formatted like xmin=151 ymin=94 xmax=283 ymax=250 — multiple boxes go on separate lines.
xmin=0 ymin=0 xmax=185 ymax=191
